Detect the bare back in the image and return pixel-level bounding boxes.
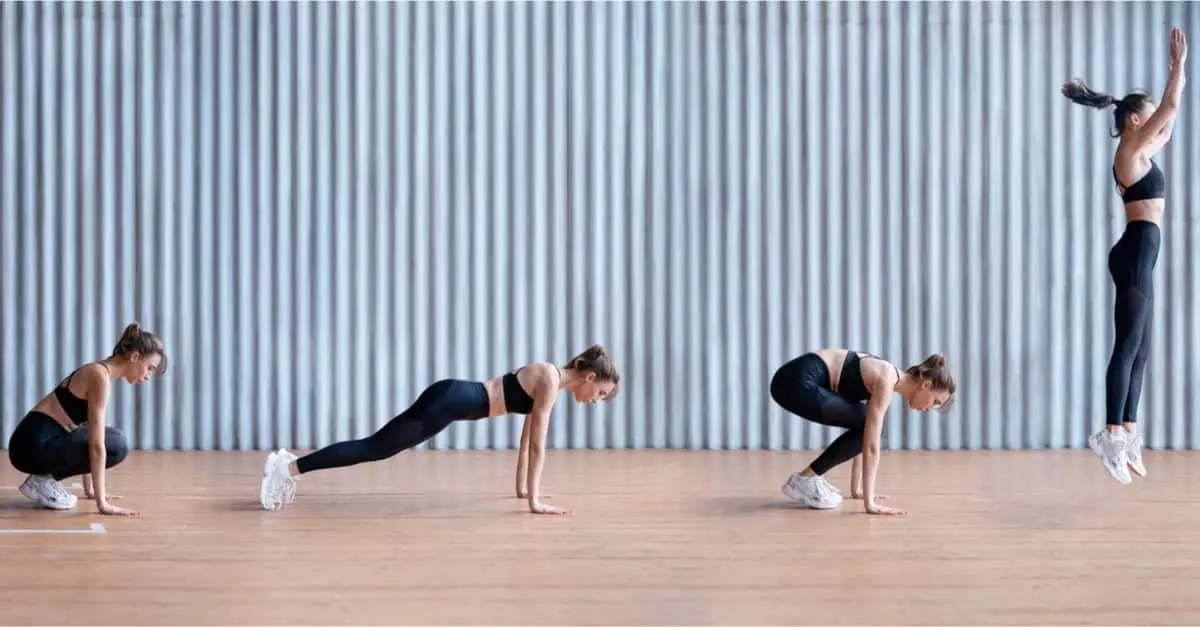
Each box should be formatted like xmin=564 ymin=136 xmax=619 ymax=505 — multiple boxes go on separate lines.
xmin=481 ymin=362 xmax=561 ymax=417
xmin=1113 ymin=144 xmax=1165 ymax=224
xmin=30 ymin=362 xmax=108 ymax=432
xmin=813 ymin=348 xmax=898 ymax=396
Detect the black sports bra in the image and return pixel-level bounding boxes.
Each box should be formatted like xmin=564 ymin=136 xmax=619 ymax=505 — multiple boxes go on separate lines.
xmin=836 ymin=352 xmax=902 ymax=402
xmin=54 ymin=368 xmax=91 ymax=425
xmin=501 ymin=370 xmax=535 ymax=415
xmin=1114 ymin=159 xmax=1166 ymax=203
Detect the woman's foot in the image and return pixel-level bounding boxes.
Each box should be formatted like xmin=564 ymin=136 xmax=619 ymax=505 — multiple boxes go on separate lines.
xmin=781 ymin=472 xmax=841 ymax=509
xmin=19 ymin=475 xmax=77 ymax=510
xmin=1125 ymin=433 xmax=1147 ymax=477
xmin=260 ymin=449 xmax=299 ymax=510
xmin=1088 ymin=430 xmax=1132 ymax=484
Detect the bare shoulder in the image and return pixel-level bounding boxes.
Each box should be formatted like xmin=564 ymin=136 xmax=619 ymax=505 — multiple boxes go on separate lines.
xmin=70 ymin=363 xmax=112 ymax=400
xmin=516 ymin=361 xmax=562 ymax=389
xmin=1119 ymin=134 xmax=1158 ymax=164
xmin=860 ymin=356 xmax=900 ymax=389
xmin=515 ymin=361 xmax=564 ymax=410
xmin=1114 ymin=143 xmax=1144 ymax=167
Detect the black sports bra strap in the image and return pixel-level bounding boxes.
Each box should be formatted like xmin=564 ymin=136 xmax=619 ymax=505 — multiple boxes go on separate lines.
xmin=57 ymin=362 xmax=104 ymax=389
xmin=858 ymin=352 xmax=902 ymax=381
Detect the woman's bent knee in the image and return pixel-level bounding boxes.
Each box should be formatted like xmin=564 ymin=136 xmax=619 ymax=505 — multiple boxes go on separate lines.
xmin=105 ymin=428 xmax=130 ymax=467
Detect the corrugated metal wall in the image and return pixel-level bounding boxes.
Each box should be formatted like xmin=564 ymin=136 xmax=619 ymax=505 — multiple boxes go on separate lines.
xmin=3 ymin=1 xmax=1200 ymax=453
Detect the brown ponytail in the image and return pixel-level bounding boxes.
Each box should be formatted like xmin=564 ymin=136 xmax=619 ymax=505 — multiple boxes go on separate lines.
xmin=1062 ymin=77 xmax=1152 ymax=137
xmin=565 ymin=344 xmax=620 ymax=387
xmin=111 ymin=321 xmax=168 ymax=375
xmin=904 ymin=352 xmax=955 ymax=410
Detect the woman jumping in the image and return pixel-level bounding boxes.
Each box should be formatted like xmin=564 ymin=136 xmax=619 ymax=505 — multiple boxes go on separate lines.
xmin=770 ymin=349 xmax=956 ymax=516
xmin=258 ymin=344 xmax=620 ymax=515
xmin=1062 ymin=27 xmax=1187 ymax=484
xmin=7 ymin=322 xmax=168 ymax=516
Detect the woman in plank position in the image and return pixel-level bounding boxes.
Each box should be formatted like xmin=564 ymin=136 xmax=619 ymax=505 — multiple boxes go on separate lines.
xmin=259 ymin=345 xmax=619 ymax=515
xmin=7 ymin=322 xmax=167 ymax=516
xmin=1062 ymin=27 xmax=1187 ymax=484
xmin=770 ymin=349 xmax=956 ymax=515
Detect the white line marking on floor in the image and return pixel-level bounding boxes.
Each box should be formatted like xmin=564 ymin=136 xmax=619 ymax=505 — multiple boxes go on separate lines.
xmin=0 ymin=523 xmax=105 ymax=534
xmin=0 ymin=482 xmax=83 ymax=490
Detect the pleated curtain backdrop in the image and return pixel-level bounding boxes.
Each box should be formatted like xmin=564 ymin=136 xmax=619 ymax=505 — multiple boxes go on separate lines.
xmin=2 ymin=1 xmax=1199 ymax=452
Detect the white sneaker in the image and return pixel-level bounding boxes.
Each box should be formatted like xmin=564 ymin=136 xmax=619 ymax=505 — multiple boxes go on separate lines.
xmin=50 ymin=479 xmax=78 ymax=509
xmin=260 ymin=449 xmax=299 ymax=510
xmin=19 ymin=475 xmax=77 ymax=510
xmin=32 ymin=475 xmax=76 ymax=509
xmin=781 ymin=473 xmax=842 ymax=509
xmin=1125 ymin=433 xmax=1146 ymax=478
xmin=1088 ymin=430 xmax=1132 ymax=485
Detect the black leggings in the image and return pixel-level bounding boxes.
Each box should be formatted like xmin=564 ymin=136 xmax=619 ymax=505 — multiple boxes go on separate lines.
xmin=1105 ymin=220 xmax=1161 ymax=427
xmin=7 ymin=412 xmax=130 ymax=481
xmin=770 ymin=354 xmax=867 ymax=476
xmin=295 ymin=378 xmax=491 ymax=474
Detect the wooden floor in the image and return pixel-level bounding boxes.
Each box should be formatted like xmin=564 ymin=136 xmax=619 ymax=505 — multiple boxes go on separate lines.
xmin=0 ymin=448 xmax=1198 ymax=625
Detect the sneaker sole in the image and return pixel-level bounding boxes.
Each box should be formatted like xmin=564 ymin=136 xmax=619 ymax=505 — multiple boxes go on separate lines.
xmin=260 ymin=452 xmax=279 ymax=510
xmin=1126 ymin=440 xmax=1147 ymax=478
xmin=1105 ymin=463 xmax=1132 ymax=484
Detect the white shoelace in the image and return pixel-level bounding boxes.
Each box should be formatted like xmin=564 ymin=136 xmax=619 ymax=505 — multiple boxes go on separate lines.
xmin=1126 ymin=434 xmax=1142 ymax=457
xmin=50 ymin=480 xmax=73 ymax=503
xmin=810 ymin=477 xmax=837 ymax=501
xmin=35 ymin=476 xmax=74 ymax=507
xmin=1109 ymin=436 xmax=1129 ymax=463
xmin=277 ymin=467 xmax=297 ymax=506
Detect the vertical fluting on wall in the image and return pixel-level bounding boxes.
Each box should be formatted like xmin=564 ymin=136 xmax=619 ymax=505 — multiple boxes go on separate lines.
xmin=2 ymin=1 xmax=1199 ymax=452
